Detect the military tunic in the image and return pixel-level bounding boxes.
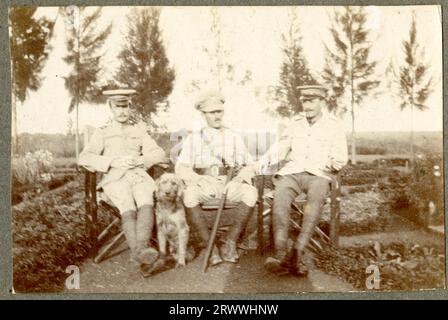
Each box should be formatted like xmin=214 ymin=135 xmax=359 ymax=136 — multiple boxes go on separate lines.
xmin=259 ymin=112 xmax=348 ymax=179
xmin=259 ymin=111 xmax=348 ymax=257
xmin=79 ymin=121 xmax=165 ymax=213
xmin=175 ymin=126 xmax=257 ymax=208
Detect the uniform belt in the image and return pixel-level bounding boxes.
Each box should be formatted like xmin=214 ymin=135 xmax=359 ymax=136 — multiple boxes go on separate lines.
xmin=194 ymin=166 xmax=228 ymax=177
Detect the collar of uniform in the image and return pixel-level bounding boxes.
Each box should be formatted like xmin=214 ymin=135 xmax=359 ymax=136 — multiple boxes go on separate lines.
xmin=201 ymin=126 xmax=227 ymax=135
xmin=300 ymin=111 xmax=331 ymax=126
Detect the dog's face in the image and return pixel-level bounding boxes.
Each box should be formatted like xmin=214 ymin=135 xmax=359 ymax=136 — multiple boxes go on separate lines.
xmin=156 ymin=173 xmax=184 ymax=204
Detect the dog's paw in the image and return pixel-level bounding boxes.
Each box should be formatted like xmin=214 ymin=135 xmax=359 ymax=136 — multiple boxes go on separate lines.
xmin=175 ymin=261 xmax=186 ymax=268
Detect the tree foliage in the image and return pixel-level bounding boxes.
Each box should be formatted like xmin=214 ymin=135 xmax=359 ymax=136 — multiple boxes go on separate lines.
xmin=274 ymin=9 xmax=315 ymax=117
xmin=189 ymin=7 xmax=252 ymax=94
xmin=62 ymin=7 xmax=111 ymax=113
xmin=388 ymin=14 xmax=434 ymax=163
xmin=116 ymin=7 xmax=175 ymax=123
xmin=322 ymin=6 xmax=380 ymax=163
xmin=9 ymin=7 xmax=54 ymax=103
xmin=322 ymin=6 xmax=379 ymax=114
xmin=390 ymin=15 xmax=433 ymax=111
xmin=9 ymin=7 xmax=54 ymax=154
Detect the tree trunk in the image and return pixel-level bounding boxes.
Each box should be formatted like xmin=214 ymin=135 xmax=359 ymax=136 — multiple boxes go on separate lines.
xmin=349 ymin=17 xmax=356 ymax=165
xmin=351 ymin=103 xmax=356 ymax=165
xmin=410 ymin=103 xmax=415 ymax=165
xmin=12 ymin=94 xmax=18 ymax=156
xmin=75 ymin=102 xmax=80 ymax=171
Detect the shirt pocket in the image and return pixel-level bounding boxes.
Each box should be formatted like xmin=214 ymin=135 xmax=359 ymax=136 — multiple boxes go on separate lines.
xmin=127 ymin=134 xmax=142 ymax=152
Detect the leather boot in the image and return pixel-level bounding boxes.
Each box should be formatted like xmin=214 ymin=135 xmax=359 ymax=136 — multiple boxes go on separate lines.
xmin=121 ymin=211 xmax=138 ymax=260
xmin=287 ymin=248 xmax=309 ymax=277
xmin=186 ymin=205 xmax=222 ymax=265
xmin=222 ymin=203 xmax=254 ymax=262
xmin=264 ymin=249 xmax=289 ymax=275
xmin=136 ymin=205 xmax=159 ymax=265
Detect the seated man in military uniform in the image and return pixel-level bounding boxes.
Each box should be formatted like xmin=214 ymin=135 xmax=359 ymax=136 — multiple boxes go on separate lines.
xmin=79 ymin=89 xmax=165 ymax=270
xmin=255 ymin=84 xmax=348 ymax=276
xmin=175 ymin=91 xmax=257 ymax=265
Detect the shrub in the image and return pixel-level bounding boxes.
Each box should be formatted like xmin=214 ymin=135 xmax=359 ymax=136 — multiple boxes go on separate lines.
xmin=405 ymin=154 xmax=444 ymax=225
xmin=383 ymin=154 xmax=444 ymax=226
xmin=12 ymin=150 xmax=55 ymax=185
xmin=315 ymin=242 xmax=445 ymax=291
xmin=12 ymin=177 xmax=109 ymax=292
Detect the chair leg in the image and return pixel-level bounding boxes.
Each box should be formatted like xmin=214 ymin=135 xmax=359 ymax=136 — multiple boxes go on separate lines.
xmin=289 ymin=218 xmax=323 ymax=252
xmin=329 ymin=178 xmax=341 ymax=246
xmin=256 ymin=201 xmax=264 ymax=255
xmin=97 ymin=217 xmax=121 ymax=242
xmin=94 ymin=231 xmax=126 ymax=264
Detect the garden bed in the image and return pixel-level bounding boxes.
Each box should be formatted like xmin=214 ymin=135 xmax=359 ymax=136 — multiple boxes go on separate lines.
xmin=314 ymin=242 xmax=445 ymax=291
xmin=319 ymin=190 xmax=402 ymax=236
xmin=12 ymin=174 xmax=76 ymax=205
xmin=12 ymin=176 xmax=110 ymax=293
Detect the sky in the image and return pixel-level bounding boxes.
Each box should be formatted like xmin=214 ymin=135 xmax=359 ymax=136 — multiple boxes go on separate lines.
xmin=14 ymin=5 xmax=443 ymax=135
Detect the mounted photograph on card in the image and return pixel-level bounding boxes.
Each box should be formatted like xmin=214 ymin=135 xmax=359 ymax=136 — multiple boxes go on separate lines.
xmin=9 ymin=5 xmax=444 ymax=294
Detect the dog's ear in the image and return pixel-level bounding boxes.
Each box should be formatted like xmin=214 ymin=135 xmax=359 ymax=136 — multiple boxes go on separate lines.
xmin=175 ymin=177 xmax=185 ymax=203
xmin=154 ymin=177 xmax=162 ymax=198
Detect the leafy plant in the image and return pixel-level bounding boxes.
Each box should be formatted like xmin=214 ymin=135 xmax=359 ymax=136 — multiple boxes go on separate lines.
xmin=12 ymin=150 xmax=55 ymax=185
xmin=12 ymin=177 xmax=109 ymax=292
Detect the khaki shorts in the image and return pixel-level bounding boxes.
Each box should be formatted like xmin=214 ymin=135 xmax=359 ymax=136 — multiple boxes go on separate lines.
xmin=183 ymin=179 xmax=257 ymax=208
xmin=102 ymin=171 xmax=155 ymax=213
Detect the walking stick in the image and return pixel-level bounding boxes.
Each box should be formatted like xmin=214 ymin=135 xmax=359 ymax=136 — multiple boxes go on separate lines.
xmin=202 ymin=166 xmax=235 ymax=272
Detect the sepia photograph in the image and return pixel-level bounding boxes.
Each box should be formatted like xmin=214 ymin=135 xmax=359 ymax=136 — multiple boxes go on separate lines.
xmin=9 ymin=5 xmax=445 ymax=294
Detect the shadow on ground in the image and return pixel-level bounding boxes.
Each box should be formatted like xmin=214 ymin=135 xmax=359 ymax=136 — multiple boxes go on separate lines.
xmin=75 ymin=246 xmax=353 ymax=294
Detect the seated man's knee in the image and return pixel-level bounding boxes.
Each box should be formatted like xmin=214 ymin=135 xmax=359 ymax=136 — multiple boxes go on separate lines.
xmin=134 ymin=180 xmax=156 ymax=207
xmin=241 ymin=184 xmax=257 ymax=207
xmin=103 ymin=181 xmax=136 ymax=214
xmin=182 ymin=185 xmax=201 ymax=208
xmin=307 ymin=179 xmax=330 ymax=203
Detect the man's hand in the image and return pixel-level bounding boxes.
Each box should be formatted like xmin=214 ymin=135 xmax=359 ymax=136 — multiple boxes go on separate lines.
xmin=253 ymin=161 xmax=270 ymax=175
xmin=110 ymin=157 xmax=143 ymax=169
xmin=198 ymin=175 xmax=220 ymax=197
xmin=127 ymin=157 xmax=144 ymax=168
xmin=223 ymin=176 xmax=245 ymax=193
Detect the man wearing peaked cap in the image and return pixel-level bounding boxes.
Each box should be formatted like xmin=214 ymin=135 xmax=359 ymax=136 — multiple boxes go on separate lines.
xmin=175 ymin=90 xmax=258 ymax=266
xmin=194 ymin=91 xmax=225 ymax=112
xmin=79 ymin=88 xmax=166 ymax=274
xmin=255 ymin=83 xmax=348 ymax=277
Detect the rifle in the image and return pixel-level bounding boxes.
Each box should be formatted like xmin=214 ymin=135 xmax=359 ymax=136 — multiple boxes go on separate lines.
xmin=202 ymin=165 xmax=235 ymax=272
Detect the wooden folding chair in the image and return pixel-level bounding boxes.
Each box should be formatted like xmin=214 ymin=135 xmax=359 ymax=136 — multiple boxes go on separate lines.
xmin=198 ymin=179 xmax=265 ymax=255
xmin=256 ymin=173 xmax=342 ymax=254
xmin=84 ymin=164 xmax=168 ymax=263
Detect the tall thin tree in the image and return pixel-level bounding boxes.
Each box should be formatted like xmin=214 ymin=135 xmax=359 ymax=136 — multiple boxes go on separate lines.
xmin=9 ymin=7 xmax=54 ymax=155
xmin=189 ymin=7 xmax=252 ymax=94
xmin=322 ymin=6 xmax=380 ymax=164
xmin=116 ymin=7 xmax=175 ymax=128
xmin=274 ymin=9 xmax=315 ymax=117
xmin=387 ymin=14 xmax=433 ymax=164
xmin=62 ymin=6 xmax=111 ymax=163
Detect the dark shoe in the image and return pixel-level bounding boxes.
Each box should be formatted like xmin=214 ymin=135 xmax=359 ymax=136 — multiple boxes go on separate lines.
xmin=290 ymin=260 xmax=309 ymax=277
xmin=140 ymin=256 xmax=171 ymax=277
xmin=220 ymin=240 xmax=239 ymax=263
xmin=264 ymin=257 xmax=290 ymax=275
xmin=287 ymin=251 xmax=309 ymax=277
xmin=136 ymin=247 xmax=159 ymax=265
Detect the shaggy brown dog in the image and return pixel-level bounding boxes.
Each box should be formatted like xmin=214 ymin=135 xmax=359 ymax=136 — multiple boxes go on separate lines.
xmin=155 ymin=173 xmax=190 ymax=267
